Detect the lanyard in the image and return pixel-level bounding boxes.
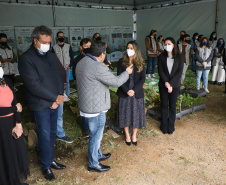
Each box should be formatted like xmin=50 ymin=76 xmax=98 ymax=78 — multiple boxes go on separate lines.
xmin=86 ymin=53 xmax=99 ymax=62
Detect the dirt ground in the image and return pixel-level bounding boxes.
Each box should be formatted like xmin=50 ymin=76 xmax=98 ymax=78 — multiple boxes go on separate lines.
xmin=26 ymin=83 xmax=226 ymax=185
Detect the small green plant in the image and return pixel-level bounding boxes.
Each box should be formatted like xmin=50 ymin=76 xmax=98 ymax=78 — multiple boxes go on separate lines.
xmin=183 ymin=77 xmax=197 ymax=90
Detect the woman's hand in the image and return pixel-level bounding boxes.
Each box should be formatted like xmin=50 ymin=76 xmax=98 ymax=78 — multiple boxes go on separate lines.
xmin=127 ymin=90 xmax=135 ymax=96
xmin=165 ymin=82 xmax=171 ymax=88
xmin=12 ymin=124 xmax=23 ymax=139
xmin=168 ymin=86 xmax=173 ymax=93
xmin=16 ymin=103 xmax=22 ymax=112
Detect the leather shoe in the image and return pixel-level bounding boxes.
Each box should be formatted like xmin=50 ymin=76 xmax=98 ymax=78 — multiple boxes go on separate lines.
xmin=125 ymin=139 xmax=131 ymax=146
xmin=99 ymin=153 xmax=111 ymax=162
xmin=42 ymin=168 xmax=55 ymax=181
xmin=50 ymin=161 xmax=66 ymax=170
xmin=132 ymin=141 xmax=137 ymax=146
xmin=88 ymin=163 xmax=110 ymax=172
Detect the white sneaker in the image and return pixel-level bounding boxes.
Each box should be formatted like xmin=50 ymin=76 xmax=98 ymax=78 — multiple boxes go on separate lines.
xmin=204 ymin=88 xmax=209 ymax=93
xmin=151 ymin=74 xmax=155 ymax=78
xmin=146 ymin=74 xmax=151 ymax=79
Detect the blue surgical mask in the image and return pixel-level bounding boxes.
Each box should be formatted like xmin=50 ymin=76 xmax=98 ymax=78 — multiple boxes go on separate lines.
xmin=203 ymin=42 xmax=207 ymax=46
xmin=219 ymin=42 xmax=223 ymax=45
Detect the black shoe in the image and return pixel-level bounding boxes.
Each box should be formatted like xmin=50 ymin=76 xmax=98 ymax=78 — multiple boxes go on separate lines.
xmin=125 ymin=139 xmax=131 ymax=146
xmin=50 ymin=161 xmax=66 ymax=170
xmin=82 ymin=129 xmax=89 ymax=137
xmin=219 ymin=82 xmax=223 ymax=86
xmin=57 ymin=136 xmax=73 ymax=144
xmin=42 ymin=168 xmax=55 ymax=181
xmin=168 ymin=132 xmax=173 ymax=135
xmin=99 ymin=153 xmax=111 ymax=162
xmin=88 ymin=163 xmax=110 ymax=172
xmin=132 ymin=141 xmax=137 ymax=146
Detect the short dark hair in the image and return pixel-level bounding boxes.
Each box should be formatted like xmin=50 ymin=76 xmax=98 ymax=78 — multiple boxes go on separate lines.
xmin=31 ymin=25 xmax=52 ymax=42
xmin=80 ymin=38 xmax=91 ymax=46
xmin=180 ymin=30 xmax=186 ymax=34
xmin=56 ymin=31 xmax=64 ymax=37
xmin=200 ymin=37 xmax=211 ymax=48
xmin=163 ymin=37 xmax=179 ymax=58
xmin=182 ymin=34 xmax=190 ymax=41
xmin=90 ymin=41 xmax=106 ymax=57
xmin=0 ymin=33 xmax=7 ymax=40
xmin=92 ymin=33 xmax=100 ymax=40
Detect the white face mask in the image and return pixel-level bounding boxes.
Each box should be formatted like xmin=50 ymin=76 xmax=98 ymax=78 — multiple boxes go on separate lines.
xmin=195 ymin=36 xmax=198 ymax=40
xmin=0 ymin=67 xmax=4 ymax=78
xmin=127 ymin=49 xmax=135 ymax=57
xmin=37 ymin=39 xmax=50 ymax=53
xmin=164 ymin=45 xmax=173 ymax=52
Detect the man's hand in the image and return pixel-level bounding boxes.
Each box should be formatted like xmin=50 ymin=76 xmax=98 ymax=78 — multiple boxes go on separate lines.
xmin=127 ymin=90 xmax=135 ymax=96
xmin=56 ymin=95 xmax=64 ymax=105
xmin=12 ymin=124 xmax=23 ymax=139
xmin=126 ymin=64 xmax=133 ymax=74
xmin=16 ymin=103 xmax=22 ymax=112
xmin=50 ymin=102 xmax=59 ymax=109
xmin=203 ymin=62 xmax=207 ymax=69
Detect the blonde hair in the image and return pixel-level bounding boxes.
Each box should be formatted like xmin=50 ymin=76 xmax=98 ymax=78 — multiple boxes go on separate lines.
xmin=122 ymin=41 xmax=144 ymax=72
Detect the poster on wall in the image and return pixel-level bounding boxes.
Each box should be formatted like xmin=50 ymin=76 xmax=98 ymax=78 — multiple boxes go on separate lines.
xmin=110 ymin=26 xmax=123 ymax=51
xmin=69 ymin=27 xmax=83 ymax=52
xmin=110 ymin=26 xmax=133 ymax=52
xmin=99 ymin=26 xmax=110 ymax=44
xmin=50 ymin=27 xmax=69 ymax=45
xmin=15 ymin=27 xmax=34 ymax=54
xmin=122 ymin=26 xmax=133 ymax=50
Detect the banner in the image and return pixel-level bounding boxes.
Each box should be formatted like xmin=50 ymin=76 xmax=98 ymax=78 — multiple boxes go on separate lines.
xmin=15 ymin=27 xmax=34 ymax=54
xmin=110 ymin=26 xmax=123 ymax=51
xmin=69 ymin=27 xmax=83 ymax=52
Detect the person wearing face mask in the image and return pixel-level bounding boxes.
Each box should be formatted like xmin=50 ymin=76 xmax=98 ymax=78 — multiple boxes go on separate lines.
xmin=196 ymin=34 xmax=204 ymax=48
xmin=117 ymin=41 xmax=146 ymax=146
xmin=177 ymin=30 xmax=186 ymax=46
xmin=76 ymin=41 xmax=133 ymax=173
xmin=72 ymin=38 xmax=91 ymax=137
xmin=18 ymin=25 xmax=66 ymax=181
xmin=158 ymin=37 xmax=184 ymax=134
xmin=0 ymin=33 xmax=15 ymax=85
xmin=145 ymin=29 xmax=163 ymax=79
xmin=0 ymin=59 xmax=30 ymax=185
xmin=209 ymin=31 xmax=218 ymax=49
xmin=53 ymin=31 xmax=74 ymax=98
xmin=195 ymin=37 xmax=213 ymax=93
xmin=191 ymin=33 xmax=199 ymax=71
xmin=178 ymin=34 xmax=191 ymax=86
xmin=211 ymin=38 xmax=225 ymax=85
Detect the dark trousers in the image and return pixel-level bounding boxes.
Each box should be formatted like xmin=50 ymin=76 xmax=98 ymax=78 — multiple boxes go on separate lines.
xmin=33 ymin=107 xmax=58 ymax=170
xmin=3 ymin=75 xmax=15 ymax=85
xmin=159 ymin=85 xmax=180 ymax=133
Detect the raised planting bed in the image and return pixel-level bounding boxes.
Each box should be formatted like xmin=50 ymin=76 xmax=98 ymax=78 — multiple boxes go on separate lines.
xmin=147 ymin=104 xmax=205 ymax=121
xmin=180 ymin=89 xmax=206 ymax=98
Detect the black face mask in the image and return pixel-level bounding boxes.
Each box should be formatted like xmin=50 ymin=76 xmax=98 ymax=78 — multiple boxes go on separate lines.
xmin=0 ymin=42 xmax=7 ymax=47
xmin=83 ymin=48 xmax=91 ymax=54
xmin=185 ymin=40 xmax=190 ymax=44
xmin=58 ymin=38 xmax=64 ymax=42
xmin=96 ymin=36 xmax=101 ymax=41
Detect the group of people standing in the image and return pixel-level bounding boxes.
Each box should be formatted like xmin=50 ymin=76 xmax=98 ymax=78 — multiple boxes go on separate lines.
xmin=1 ymin=24 xmax=226 ymax=185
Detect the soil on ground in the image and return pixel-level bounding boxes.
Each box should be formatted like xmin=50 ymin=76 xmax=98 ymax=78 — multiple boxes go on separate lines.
xmin=26 ymin=83 xmax=226 ymax=185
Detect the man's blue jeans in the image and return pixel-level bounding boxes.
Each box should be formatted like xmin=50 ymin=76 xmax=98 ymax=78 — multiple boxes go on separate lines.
xmin=66 ymin=68 xmax=70 ymax=97
xmin=196 ymin=69 xmax=210 ymax=89
xmin=146 ymin=56 xmax=157 ymax=75
xmin=85 ymin=112 xmax=106 ymax=168
xmin=191 ymin=54 xmax=195 ymax=71
xmin=57 ymin=103 xmax=65 ymax=138
xmin=33 ymin=107 xmax=58 ymax=170
xmin=82 ymin=117 xmax=89 ymax=130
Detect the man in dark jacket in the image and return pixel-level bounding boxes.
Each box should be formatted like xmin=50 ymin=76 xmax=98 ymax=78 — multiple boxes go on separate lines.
xmin=18 ymin=25 xmax=66 ymax=181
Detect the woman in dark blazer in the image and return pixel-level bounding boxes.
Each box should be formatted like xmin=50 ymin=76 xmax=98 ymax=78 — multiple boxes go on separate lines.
xmin=117 ymin=41 xmax=146 ymax=146
xmin=158 ymin=37 xmax=184 ymax=134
